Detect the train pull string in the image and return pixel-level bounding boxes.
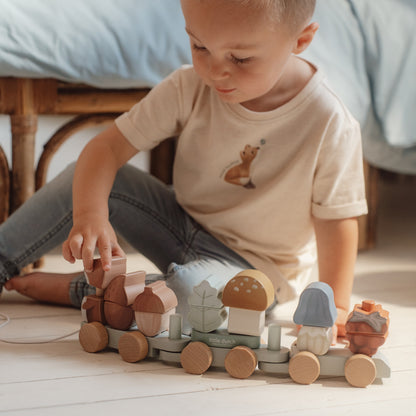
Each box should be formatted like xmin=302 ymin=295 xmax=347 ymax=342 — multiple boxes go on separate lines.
xmin=0 ymin=312 xmax=79 ymax=344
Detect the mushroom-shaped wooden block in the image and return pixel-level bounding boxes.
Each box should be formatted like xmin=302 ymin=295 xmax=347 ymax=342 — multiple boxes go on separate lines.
xmin=133 ymin=281 xmax=178 ymax=337
xmin=222 ymin=269 xmax=275 ymax=336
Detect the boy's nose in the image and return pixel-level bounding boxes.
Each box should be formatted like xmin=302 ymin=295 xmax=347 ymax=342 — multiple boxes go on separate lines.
xmin=208 ymin=59 xmax=229 ymax=80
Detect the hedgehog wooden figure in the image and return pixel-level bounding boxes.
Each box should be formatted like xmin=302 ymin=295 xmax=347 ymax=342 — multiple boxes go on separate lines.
xmin=345 ymin=300 xmax=390 ymax=357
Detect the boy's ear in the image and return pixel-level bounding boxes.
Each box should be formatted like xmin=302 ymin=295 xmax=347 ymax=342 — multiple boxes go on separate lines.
xmin=292 ymin=22 xmax=319 ymax=55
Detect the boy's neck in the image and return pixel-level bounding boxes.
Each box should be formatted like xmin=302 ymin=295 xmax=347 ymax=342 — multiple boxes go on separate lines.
xmin=241 ymin=56 xmax=316 ymax=113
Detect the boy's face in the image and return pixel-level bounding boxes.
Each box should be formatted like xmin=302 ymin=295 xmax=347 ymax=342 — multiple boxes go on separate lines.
xmin=181 ymin=0 xmax=302 ymax=111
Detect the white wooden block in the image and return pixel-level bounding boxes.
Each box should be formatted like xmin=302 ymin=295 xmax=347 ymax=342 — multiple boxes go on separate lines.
xmin=227 ymin=307 xmax=265 ymax=336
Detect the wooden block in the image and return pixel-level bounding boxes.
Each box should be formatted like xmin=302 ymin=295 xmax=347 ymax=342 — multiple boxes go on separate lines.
xmin=84 ymin=256 xmax=126 ymax=289
xmin=81 ymin=295 xmax=106 ymax=324
xmin=133 ymin=281 xmax=178 ymax=337
xmin=135 ymin=309 xmax=176 ymax=337
xmin=224 ymin=346 xmax=257 ymax=379
xmin=169 ymin=313 xmax=183 ymax=340
xmin=124 ymin=271 xmax=146 ymax=304
xmin=191 ymin=328 xmax=261 ymax=349
xmin=222 ymin=269 xmax=275 ymax=311
xmin=188 ymin=280 xmax=227 ymax=333
xmin=133 ymin=281 xmax=177 ymax=313
xmin=79 ymin=322 xmax=108 ymax=353
xmin=104 ymin=301 xmax=134 ymax=331
xmin=293 ymin=282 xmax=337 ymax=327
xmin=227 ymin=307 xmax=265 ymax=336
xmin=104 ymin=271 xmax=145 ymax=306
xmin=180 ymin=341 xmax=213 ymax=375
xmin=288 ymin=351 xmax=320 ymax=385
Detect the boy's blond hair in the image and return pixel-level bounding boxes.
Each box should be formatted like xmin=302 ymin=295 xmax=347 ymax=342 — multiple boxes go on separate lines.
xmin=229 ymin=0 xmax=316 ymax=32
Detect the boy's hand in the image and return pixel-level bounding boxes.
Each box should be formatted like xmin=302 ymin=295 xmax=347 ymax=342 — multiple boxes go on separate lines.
xmin=331 ymin=307 xmax=348 ymax=344
xmin=62 ymin=214 xmax=125 ymax=272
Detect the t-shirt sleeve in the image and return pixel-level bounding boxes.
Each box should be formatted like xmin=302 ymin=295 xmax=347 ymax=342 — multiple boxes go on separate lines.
xmin=312 ymin=117 xmax=368 ymax=219
xmin=115 ymin=68 xmax=186 ymax=151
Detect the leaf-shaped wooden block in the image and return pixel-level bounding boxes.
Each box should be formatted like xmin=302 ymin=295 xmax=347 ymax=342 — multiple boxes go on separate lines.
xmin=188 ymin=280 xmax=227 ymax=333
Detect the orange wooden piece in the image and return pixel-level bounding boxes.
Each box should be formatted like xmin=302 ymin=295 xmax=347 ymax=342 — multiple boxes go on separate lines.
xmin=346 ymin=300 xmax=390 ymax=356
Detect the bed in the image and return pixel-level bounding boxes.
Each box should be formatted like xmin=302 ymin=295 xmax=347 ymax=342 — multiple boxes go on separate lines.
xmin=0 ymin=0 xmax=415 ymax=249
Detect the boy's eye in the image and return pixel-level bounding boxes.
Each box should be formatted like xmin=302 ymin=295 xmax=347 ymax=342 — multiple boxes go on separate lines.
xmin=192 ymin=44 xmax=207 ymax=52
xmin=230 ymin=55 xmax=252 ymax=65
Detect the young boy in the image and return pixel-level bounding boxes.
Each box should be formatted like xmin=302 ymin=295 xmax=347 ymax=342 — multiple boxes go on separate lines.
xmin=2 ymin=0 xmax=367 ymax=334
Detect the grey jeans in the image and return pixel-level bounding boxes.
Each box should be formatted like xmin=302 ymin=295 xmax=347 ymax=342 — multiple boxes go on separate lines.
xmin=0 ymin=163 xmax=253 ymax=328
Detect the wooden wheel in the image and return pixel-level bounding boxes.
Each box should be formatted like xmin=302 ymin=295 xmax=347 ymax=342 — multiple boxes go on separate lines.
xmin=118 ymin=331 xmax=149 ymax=363
xmin=180 ymin=342 xmax=213 ymax=375
xmin=289 ymin=351 xmax=320 ymax=385
xmin=79 ymin=322 xmax=108 ymax=353
xmin=345 ymin=354 xmax=376 ymax=387
xmin=225 ymin=346 xmax=257 ymax=379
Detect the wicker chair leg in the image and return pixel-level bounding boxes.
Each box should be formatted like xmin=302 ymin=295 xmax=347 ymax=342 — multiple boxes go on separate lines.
xmin=0 ymin=145 xmax=10 ymax=224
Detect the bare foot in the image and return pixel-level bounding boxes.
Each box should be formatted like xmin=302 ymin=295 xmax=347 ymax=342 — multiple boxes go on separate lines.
xmin=3 ymin=272 xmax=81 ymax=305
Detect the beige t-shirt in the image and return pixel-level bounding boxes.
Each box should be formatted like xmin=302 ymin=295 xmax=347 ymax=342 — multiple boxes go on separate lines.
xmin=115 ymin=65 xmax=368 ymax=303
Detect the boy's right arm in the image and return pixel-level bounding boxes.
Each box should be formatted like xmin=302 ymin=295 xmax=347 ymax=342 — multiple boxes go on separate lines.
xmin=62 ymin=123 xmax=138 ymax=272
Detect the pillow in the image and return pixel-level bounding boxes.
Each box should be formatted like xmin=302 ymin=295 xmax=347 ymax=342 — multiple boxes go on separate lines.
xmin=302 ymin=0 xmax=371 ymax=127
xmin=349 ymin=0 xmax=416 ymax=147
xmin=0 ymin=0 xmax=191 ymax=88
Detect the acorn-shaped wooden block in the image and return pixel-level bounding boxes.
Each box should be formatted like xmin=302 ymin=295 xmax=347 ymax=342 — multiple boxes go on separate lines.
xmin=345 ymin=300 xmax=390 ymax=356
xmin=133 ymin=281 xmax=178 ymax=337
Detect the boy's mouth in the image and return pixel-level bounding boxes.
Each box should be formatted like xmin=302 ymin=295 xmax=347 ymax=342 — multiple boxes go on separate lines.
xmin=215 ymin=87 xmax=236 ymax=94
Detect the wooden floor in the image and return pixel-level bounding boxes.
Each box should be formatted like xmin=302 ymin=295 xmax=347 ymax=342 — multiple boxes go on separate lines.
xmin=1 ymin=176 xmax=415 ymax=415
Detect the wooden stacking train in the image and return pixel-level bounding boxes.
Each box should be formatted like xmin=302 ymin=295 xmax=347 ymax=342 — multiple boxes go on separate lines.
xmin=78 ymin=257 xmax=391 ymax=388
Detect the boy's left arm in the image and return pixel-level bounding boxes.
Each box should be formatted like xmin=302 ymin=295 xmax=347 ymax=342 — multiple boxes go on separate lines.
xmin=313 ymin=217 xmax=359 ymax=337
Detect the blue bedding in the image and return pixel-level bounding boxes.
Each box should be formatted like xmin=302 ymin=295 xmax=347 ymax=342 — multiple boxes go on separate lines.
xmin=0 ymin=0 xmax=415 ymax=173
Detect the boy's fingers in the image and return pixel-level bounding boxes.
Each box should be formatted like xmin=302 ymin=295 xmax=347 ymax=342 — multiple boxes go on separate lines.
xmin=81 ymin=239 xmax=97 ymax=272
xmin=98 ymin=239 xmax=113 ymax=272
xmin=62 ymin=240 xmax=75 ymax=263
xmin=68 ymin=234 xmax=84 ymax=260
